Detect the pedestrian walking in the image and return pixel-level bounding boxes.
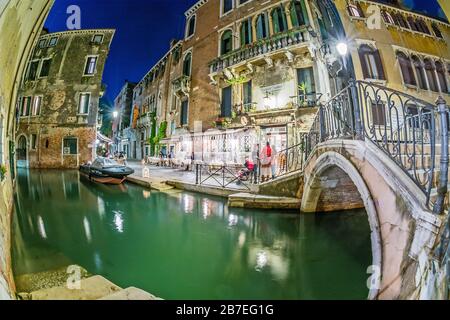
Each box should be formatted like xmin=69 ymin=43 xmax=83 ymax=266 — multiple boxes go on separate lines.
xmin=259 ymin=142 xmax=272 ymax=183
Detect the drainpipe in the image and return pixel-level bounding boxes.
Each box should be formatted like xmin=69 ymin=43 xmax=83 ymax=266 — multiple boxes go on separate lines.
xmin=433 ymin=96 xmax=449 ymax=215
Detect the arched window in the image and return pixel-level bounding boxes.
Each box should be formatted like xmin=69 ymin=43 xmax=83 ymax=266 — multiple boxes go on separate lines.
xmin=186 ymin=15 xmax=196 ymax=38
xmin=271 ymin=7 xmax=287 ymax=34
xmin=423 ymin=59 xmax=438 ymax=92
xmin=435 ymin=61 xmax=448 ymax=93
xmin=290 ymin=0 xmax=308 ymax=27
xmin=419 ymin=59 xmax=437 ymax=92
xmin=381 ymin=10 xmax=395 ymax=25
xmin=347 ymin=4 xmax=364 ymax=18
xmin=256 ymin=13 xmax=269 ymax=40
xmin=358 ymin=45 xmax=385 ymax=80
xmin=183 ymin=53 xmax=192 ymax=77
xmin=416 ymin=19 xmax=430 ymax=35
xmin=407 ymin=16 xmax=418 ymax=32
xmin=411 ymin=56 xmax=427 ymax=90
xmin=220 ymin=30 xmax=233 ymax=55
xmin=432 ymin=23 xmax=443 ymax=38
xmin=397 ymin=52 xmax=416 ymax=86
xmin=394 ymin=13 xmax=408 ymax=29
xmin=240 ymin=18 xmax=252 ymax=46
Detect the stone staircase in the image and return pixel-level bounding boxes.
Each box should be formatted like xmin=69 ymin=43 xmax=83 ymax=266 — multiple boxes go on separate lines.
xmin=16 ymin=266 xmax=161 ymax=300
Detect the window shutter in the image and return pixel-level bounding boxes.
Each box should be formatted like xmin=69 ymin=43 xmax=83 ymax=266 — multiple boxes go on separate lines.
xmin=299 ymin=0 xmax=309 ymax=25
xmin=280 ymin=6 xmax=287 ymax=31
xmin=374 ymin=50 xmax=386 ymax=80
xmin=290 ymin=2 xmax=299 ymax=27
xmin=247 ymin=19 xmax=252 ymax=43
xmin=358 ymin=48 xmax=370 ymax=79
xmin=240 ymin=23 xmax=246 ymax=46
xmin=356 ymin=3 xmax=365 ymax=18
xmin=273 ymin=9 xmax=280 ymax=33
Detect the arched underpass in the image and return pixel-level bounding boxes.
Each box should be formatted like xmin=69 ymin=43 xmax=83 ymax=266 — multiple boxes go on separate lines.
xmin=301 ymin=139 xmax=444 ymax=299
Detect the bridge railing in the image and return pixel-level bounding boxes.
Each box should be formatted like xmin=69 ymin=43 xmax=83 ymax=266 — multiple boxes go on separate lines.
xmin=304 ymin=80 xmax=449 ymax=212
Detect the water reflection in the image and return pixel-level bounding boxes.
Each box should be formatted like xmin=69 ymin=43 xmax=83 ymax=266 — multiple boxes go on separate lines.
xmin=13 ymin=169 xmax=372 ymax=300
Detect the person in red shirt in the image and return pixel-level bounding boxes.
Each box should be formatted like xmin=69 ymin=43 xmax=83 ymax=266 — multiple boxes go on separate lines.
xmin=260 ymin=142 xmax=272 ymax=182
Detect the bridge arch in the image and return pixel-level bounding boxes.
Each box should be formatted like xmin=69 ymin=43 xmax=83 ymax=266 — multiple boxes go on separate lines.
xmin=301 ymin=139 xmax=442 ymax=299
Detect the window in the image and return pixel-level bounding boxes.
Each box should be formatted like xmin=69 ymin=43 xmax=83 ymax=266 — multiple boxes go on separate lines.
xmin=181 ymin=100 xmax=189 ymax=125
xmin=435 ymin=61 xmax=448 ymax=93
xmin=243 ymin=80 xmax=252 ymax=106
xmin=256 ymin=13 xmax=269 ymax=40
xmin=84 ymin=56 xmax=98 ymax=75
xmin=183 ymin=53 xmax=192 ymax=77
xmin=271 ymin=7 xmax=288 ymax=34
xmin=78 ymin=93 xmax=90 ymax=114
xmin=20 ymin=97 xmax=32 ymax=117
xmin=381 ymin=10 xmax=395 ymax=25
xmin=221 ymin=86 xmax=232 ymax=117
xmin=31 ymin=134 xmax=37 ymax=150
xmin=347 ymin=4 xmax=364 ymax=18
xmin=27 ymin=61 xmax=39 ymax=81
xmin=63 ymin=138 xmax=77 ymax=155
xmin=38 ymin=39 xmax=47 ymax=49
xmin=48 ymin=37 xmax=58 ymax=47
xmin=92 ymin=34 xmax=104 ymax=44
xmin=39 ymin=58 xmax=52 ymax=78
xmin=432 ymin=23 xmax=443 ymax=39
xmin=394 ymin=13 xmax=408 ymax=29
xmin=407 ymin=17 xmax=419 ymax=32
xmin=186 ymin=15 xmax=196 ymax=38
xmin=358 ymin=45 xmax=385 ymax=80
xmin=412 ymin=56 xmax=427 ymax=90
xmin=32 ymin=96 xmax=42 ymax=116
xmin=290 ymin=0 xmax=309 ymax=27
xmin=397 ymin=52 xmax=416 ymax=86
xmin=239 ymin=0 xmax=250 ymax=4
xmin=416 ymin=19 xmax=430 ymax=35
xmin=424 ymin=58 xmax=438 ymax=92
xmin=222 ymin=0 xmax=233 ymax=15
xmin=297 ymin=67 xmax=316 ymax=105
xmin=221 ymin=30 xmax=233 ymax=55
xmin=371 ymin=102 xmax=386 ymax=126
xmin=240 ymin=19 xmax=252 ymax=46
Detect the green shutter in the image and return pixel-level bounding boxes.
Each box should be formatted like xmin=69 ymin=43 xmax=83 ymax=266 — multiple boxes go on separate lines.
xmin=257 ymin=15 xmax=263 ymax=39
xmin=273 ymin=9 xmax=280 ymax=33
xmin=299 ymin=0 xmax=309 ymax=25
xmin=280 ymin=6 xmax=287 ymax=31
xmin=240 ymin=23 xmax=246 ymax=46
xmin=290 ymin=2 xmax=299 ymax=27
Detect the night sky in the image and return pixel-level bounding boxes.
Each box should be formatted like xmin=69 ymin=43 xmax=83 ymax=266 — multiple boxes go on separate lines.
xmin=44 ymin=0 xmax=446 ymax=104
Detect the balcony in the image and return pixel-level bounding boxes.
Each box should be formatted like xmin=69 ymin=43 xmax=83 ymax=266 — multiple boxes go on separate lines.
xmin=209 ymin=26 xmax=310 ymax=74
xmin=136 ymin=113 xmax=152 ymax=128
xmin=172 ymin=75 xmax=191 ymax=97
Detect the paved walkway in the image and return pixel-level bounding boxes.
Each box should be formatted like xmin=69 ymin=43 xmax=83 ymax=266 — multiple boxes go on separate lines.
xmin=126 ymin=160 xmax=251 ymax=190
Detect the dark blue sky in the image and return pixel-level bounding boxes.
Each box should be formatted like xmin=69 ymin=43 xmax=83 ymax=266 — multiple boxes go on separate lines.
xmin=45 ymin=0 xmax=445 ymax=103
xmin=45 ymin=0 xmax=198 ymax=104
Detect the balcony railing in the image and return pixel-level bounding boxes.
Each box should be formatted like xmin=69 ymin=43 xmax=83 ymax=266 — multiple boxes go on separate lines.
xmin=291 ymin=93 xmax=323 ymax=108
xmin=209 ymin=26 xmax=310 ymax=74
xmin=172 ymin=75 xmax=191 ymax=96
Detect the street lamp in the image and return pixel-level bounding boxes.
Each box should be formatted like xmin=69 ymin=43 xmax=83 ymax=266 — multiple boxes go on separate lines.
xmin=112 ymin=110 xmax=119 ymax=119
xmin=336 ymin=41 xmax=348 ymax=57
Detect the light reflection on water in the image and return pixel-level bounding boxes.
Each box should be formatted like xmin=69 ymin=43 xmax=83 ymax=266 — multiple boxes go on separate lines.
xmin=12 ymin=169 xmax=372 ymax=299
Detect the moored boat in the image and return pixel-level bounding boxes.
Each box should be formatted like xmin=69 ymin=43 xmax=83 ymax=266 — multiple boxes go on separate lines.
xmin=79 ymin=157 xmax=134 ymax=185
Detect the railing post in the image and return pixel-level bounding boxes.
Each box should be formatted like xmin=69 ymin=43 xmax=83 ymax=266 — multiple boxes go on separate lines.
xmin=195 ymin=163 xmax=199 ymax=185
xmin=433 ymin=97 xmax=449 ymax=215
xmin=319 ymin=105 xmax=326 ymax=142
xmin=349 ymin=79 xmax=364 ymax=140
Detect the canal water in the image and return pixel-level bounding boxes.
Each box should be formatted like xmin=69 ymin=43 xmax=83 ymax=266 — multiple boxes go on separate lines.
xmin=12 ymin=169 xmax=372 ymax=299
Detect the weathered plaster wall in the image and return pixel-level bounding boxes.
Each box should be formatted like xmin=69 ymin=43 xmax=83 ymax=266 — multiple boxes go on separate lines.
xmin=0 ymin=0 xmax=54 ymax=299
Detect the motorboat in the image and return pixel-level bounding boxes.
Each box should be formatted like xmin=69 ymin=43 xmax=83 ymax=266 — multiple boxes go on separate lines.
xmin=79 ymin=157 xmax=134 ymax=185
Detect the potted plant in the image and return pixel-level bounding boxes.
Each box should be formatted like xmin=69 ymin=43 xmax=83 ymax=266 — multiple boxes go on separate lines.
xmin=298 ymin=82 xmax=308 ymax=107
xmin=0 ymin=165 xmax=7 ymax=182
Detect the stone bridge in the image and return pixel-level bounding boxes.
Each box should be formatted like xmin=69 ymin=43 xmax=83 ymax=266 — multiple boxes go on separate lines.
xmin=301 ymin=138 xmax=444 ymax=299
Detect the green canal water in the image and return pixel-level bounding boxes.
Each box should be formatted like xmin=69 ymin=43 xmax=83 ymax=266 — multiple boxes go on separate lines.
xmin=12 ymin=169 xmax=372 ymax=299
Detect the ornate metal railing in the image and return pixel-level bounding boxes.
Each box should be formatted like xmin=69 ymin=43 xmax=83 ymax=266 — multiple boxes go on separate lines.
xmin=291 ymin=93 xmax=323 ymax=108
xmin=304 ymin=80 xmax=449 ymax=212
xmin=209 ymin=26 xmax=309 ymax=74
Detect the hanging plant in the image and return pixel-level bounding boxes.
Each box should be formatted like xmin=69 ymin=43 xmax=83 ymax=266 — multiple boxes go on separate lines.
xmin=0 ymin=165 xmax=7 ymax=182
xmin=225 ymin=75 xmax=248 ymax=86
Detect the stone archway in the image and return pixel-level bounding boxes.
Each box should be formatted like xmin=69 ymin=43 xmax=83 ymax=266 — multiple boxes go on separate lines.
xmin=301 ymin=139 xmax=443 ymax=299
xmin=16 ymin=135 xmax=28 ymax=167
xmin=301 ymin=150 xmax=382 ymax=300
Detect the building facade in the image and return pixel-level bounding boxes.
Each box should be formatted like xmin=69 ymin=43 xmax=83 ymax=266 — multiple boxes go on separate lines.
xmin=16 ymin=29 xmax=115 ymax=168
xmin=126 ymin=0 xmax=449 ymax=164
xmin=112 ymin=80 xmax=136 ymax=157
